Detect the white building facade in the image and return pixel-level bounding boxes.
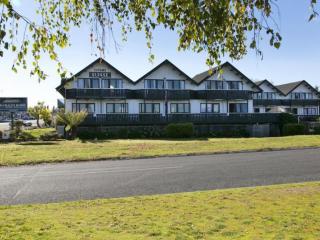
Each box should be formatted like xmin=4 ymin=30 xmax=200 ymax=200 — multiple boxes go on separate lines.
xmin=56 ymin=58 xmax=320 ymax=126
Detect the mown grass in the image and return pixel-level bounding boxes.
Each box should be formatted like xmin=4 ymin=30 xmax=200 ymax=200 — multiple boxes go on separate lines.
xmin=0 ymin=135 xmax=320 ymax=166
xmin=0 ymin=182 xmax=320 ymax=239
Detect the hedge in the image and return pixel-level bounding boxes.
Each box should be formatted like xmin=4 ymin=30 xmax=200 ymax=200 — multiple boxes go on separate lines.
xmin=165 ymin=123 xmax=194 ymax=138
xmin=282 ymin=123 xmax=306 ymax=136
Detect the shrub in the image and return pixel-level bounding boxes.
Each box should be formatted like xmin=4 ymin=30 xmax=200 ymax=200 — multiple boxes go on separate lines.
xmin=0 ymin=131 xmax=2 ymax=139
xmin=165 ymin=123 xmax=194 ymax=138
xmin=39 ymin=132 xmax=60 ymax=141
xmin=18 ymin=132 xmax=37 ymax=141
xmin=209 ymin=129 xmax=250 ymax=138
xmin=282 ymin=123 xmax=306 ymax=136
xmin=117 ymin=128 xmax=128 ymax=138
xmin=313 ymin=126 xmax=320 ymax=135
xmin=279 ymin=113 xmax=298 ymax=134
xmin=78 ymin=130 xmax=109 ymax=140
xmin=11 ymin=120 xmax=24 ymax=137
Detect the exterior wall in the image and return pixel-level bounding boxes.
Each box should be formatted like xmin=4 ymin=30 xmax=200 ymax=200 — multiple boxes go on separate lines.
xmin=135 ymin=62 xmax=196 ymax=89
xmin=199 ymin=66 xmax=257 ymax=91
xmin=258 ymin=82 xmax=283 ymax=99
xmin=66 ymin=61 xmax=134 ymax=90
xmin=61 ymin=59 xmax=319 ymax=122
xmin=282 ymin=83 xmax=319 ymax=100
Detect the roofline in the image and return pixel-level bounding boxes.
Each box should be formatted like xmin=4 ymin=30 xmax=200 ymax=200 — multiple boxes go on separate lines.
xmin=193 ymin=61 xmax=262 ymax=92
xmin=56 ymin=58 xmax=134 ymax=97
xmin=134 ymin=59 xmax=194 ymax=84
xmin=256 ymin=79 xmax=284 ymax=95
xmin=278 ymin=80 xmax=320 ymax=97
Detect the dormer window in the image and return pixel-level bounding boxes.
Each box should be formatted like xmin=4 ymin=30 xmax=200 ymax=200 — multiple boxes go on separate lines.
xmin=227 ymin=81 xmax=242 ymax=90
xmin=167 ymin=80 xmax=185 ymax=89
xmin=206 ymin=81 xmax=224 ymax=90
xmin=291 ymin=93 xmax=312 ymax=100
xmin=144 ymin=79 xmax=165 ymax=89
xmin=77 ymin=78 xmax=99 ymax=89
xmin=253 ymin=92 xmax=276 ymax=99
xmin=101 ymin=79 xmax=123 ymax=89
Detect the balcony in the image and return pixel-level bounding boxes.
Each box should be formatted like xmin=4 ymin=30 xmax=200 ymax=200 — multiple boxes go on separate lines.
xmin=81 ymin=113 xmax=281 ymax=126
xmin=196 ymin=90 xmax=252 ymax=100
xmin=65 ymin=88 xmax=255 ymax=101
xmin=253 ymin=99 xmax=320 ymax=106
xmin=134 ymin=89 xmax=165 ymax=100
xmin=166 ymin=90 xmax=191 ymax=100
xmin=65 ymin=89 xmax=130 ymax=99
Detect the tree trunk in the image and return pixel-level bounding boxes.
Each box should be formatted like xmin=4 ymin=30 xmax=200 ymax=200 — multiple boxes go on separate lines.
xmin=36 ymin=118 xmax=40 ymax=128
xmin=70 ymin=126 xmax=77 ymax=139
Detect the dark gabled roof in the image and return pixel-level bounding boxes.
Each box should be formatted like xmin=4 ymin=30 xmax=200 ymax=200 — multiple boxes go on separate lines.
xmin=134 ymin=59 xmax=193 ymax=84
xmin=193 ymin=65 xmax=220 ymax=84
xmin=56 ymin=58 xmax=133 ymax=94
xmin=192 ymin=61 xmax=261 ymax=92
xmin=276 ymin=80 xmax=320 ymax=96
xmin=254 ymin=80 xmax=265 ymax=86
xmin=255 ymin=79 xmax=284 ymax=95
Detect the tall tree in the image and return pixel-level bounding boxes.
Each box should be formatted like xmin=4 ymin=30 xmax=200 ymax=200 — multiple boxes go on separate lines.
xmin=0 ymin=0 xmax=319 ymax=80
xmin=28 ymin=101 xmax=49 ymax=128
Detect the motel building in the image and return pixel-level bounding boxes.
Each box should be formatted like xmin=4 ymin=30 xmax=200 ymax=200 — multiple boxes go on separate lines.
xmin=56 ymin=58 xmax=320 ymax=127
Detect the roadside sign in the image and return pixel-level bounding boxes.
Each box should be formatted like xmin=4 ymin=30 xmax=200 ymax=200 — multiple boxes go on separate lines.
xmin=0 ymin=98 xmax=28 ymax=112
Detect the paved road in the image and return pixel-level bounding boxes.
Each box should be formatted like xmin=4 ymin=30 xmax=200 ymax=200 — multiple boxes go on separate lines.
xmin=1 ymin=148 xmax=320 ymax=205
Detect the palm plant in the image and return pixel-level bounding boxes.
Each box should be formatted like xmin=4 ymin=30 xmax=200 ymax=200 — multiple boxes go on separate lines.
xmin=56 ymin=110 xmax=88 ymax=139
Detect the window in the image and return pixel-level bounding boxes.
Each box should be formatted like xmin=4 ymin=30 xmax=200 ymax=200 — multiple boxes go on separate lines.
xmin=254 ymin=108 xmax=260 ymax=113
xmin=170 ymin=103 xmax=190 ymax=113
xmin=291 ymin=92 xmax=313 ymax=100
xmin=106 ymin=103 xmax=128 ymax=113
xmin=266 ymin=108 xmax=272 ymax=113
xmin=200 ymin=103 xmax=220 ymax=113
xmin=253 ymin=93 xmax=262 ymax=99
xmin=77 ymin=78 xmax=100 ymax=88
xmin=72 ymin=103 xmax=95 ymax=113
xmin=303 ymin=107 xmax=317 ymax=115
xmin=77 ymin=78 xmax=91 ymax=88
xmin=227 ymin=81 xmax=242 ymax=90
xmin=101 ymin=79 xmax=123 ymax=89
xmin=253 ymin=92 xmax=276 ymax=99
xmin=206 ymin=81 xmax=224 ymax=90
xmin=229 ymin=103 xmax=248 ymax=113
xmin=144 ymin=79 xmax=165 ymax=89
xmin=167 ymin=80 xmax=185 ymax=89
xmin=291 ymin=108 xmax=298 ymax=115
xmin=139 ymin=103 xmax=160 ymax=113
xmin=91 ymin=78 xmax=100 ymax=88
xmin=77 ymin=78 xmax=85 ymax=88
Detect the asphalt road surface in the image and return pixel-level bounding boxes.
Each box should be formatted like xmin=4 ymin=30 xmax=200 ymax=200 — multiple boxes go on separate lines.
xmin=1 ymin=148 xmax=320 ymax=205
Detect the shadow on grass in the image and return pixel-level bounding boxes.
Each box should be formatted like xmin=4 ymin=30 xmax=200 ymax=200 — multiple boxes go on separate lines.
xmin=78 ymin=137 xmax=209 ymax=143
xmin=17 ymin=141 xmax=60 ymax=146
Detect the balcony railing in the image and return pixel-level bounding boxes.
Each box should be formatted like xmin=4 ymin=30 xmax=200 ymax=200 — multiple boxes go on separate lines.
xmin=66 ymin=89 xmax=255 ymax=100
xmin=253 ymin=99 xmax=320 ymax=106
xmin=65 ymin=89 xmax=130 ymax=99
xmin=81 ymin=113 xmax=281 ymax=126
xmin=196 ymin=90 xmax=252 ymax=100
xmin=134 ymin=89 xmax=166 ymax=100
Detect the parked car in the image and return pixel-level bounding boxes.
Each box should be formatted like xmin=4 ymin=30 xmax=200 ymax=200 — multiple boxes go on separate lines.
xmin=23 ymin=120 xmax=33 ymax=127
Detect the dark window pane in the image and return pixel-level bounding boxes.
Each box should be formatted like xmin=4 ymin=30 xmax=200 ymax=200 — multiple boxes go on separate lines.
xmin=91 ymin=79 xmax=100 ymax=88
xmin=200 ymin=104 xmax=206 ymax=113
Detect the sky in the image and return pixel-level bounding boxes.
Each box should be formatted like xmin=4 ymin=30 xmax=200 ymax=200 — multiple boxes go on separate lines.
xmin=1 ymin=0 xmax=320 ymax=107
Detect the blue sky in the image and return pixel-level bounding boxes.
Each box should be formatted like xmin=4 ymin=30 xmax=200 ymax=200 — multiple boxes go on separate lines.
xmin=1 ymin=0 xmax=319 ymax=107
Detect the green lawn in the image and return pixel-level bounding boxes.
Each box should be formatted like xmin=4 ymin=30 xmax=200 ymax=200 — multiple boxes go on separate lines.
xmin=1 ymin=182 xmax=320 ymax=239
xmin=0 ymin=135 xmax=320 ymax=166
